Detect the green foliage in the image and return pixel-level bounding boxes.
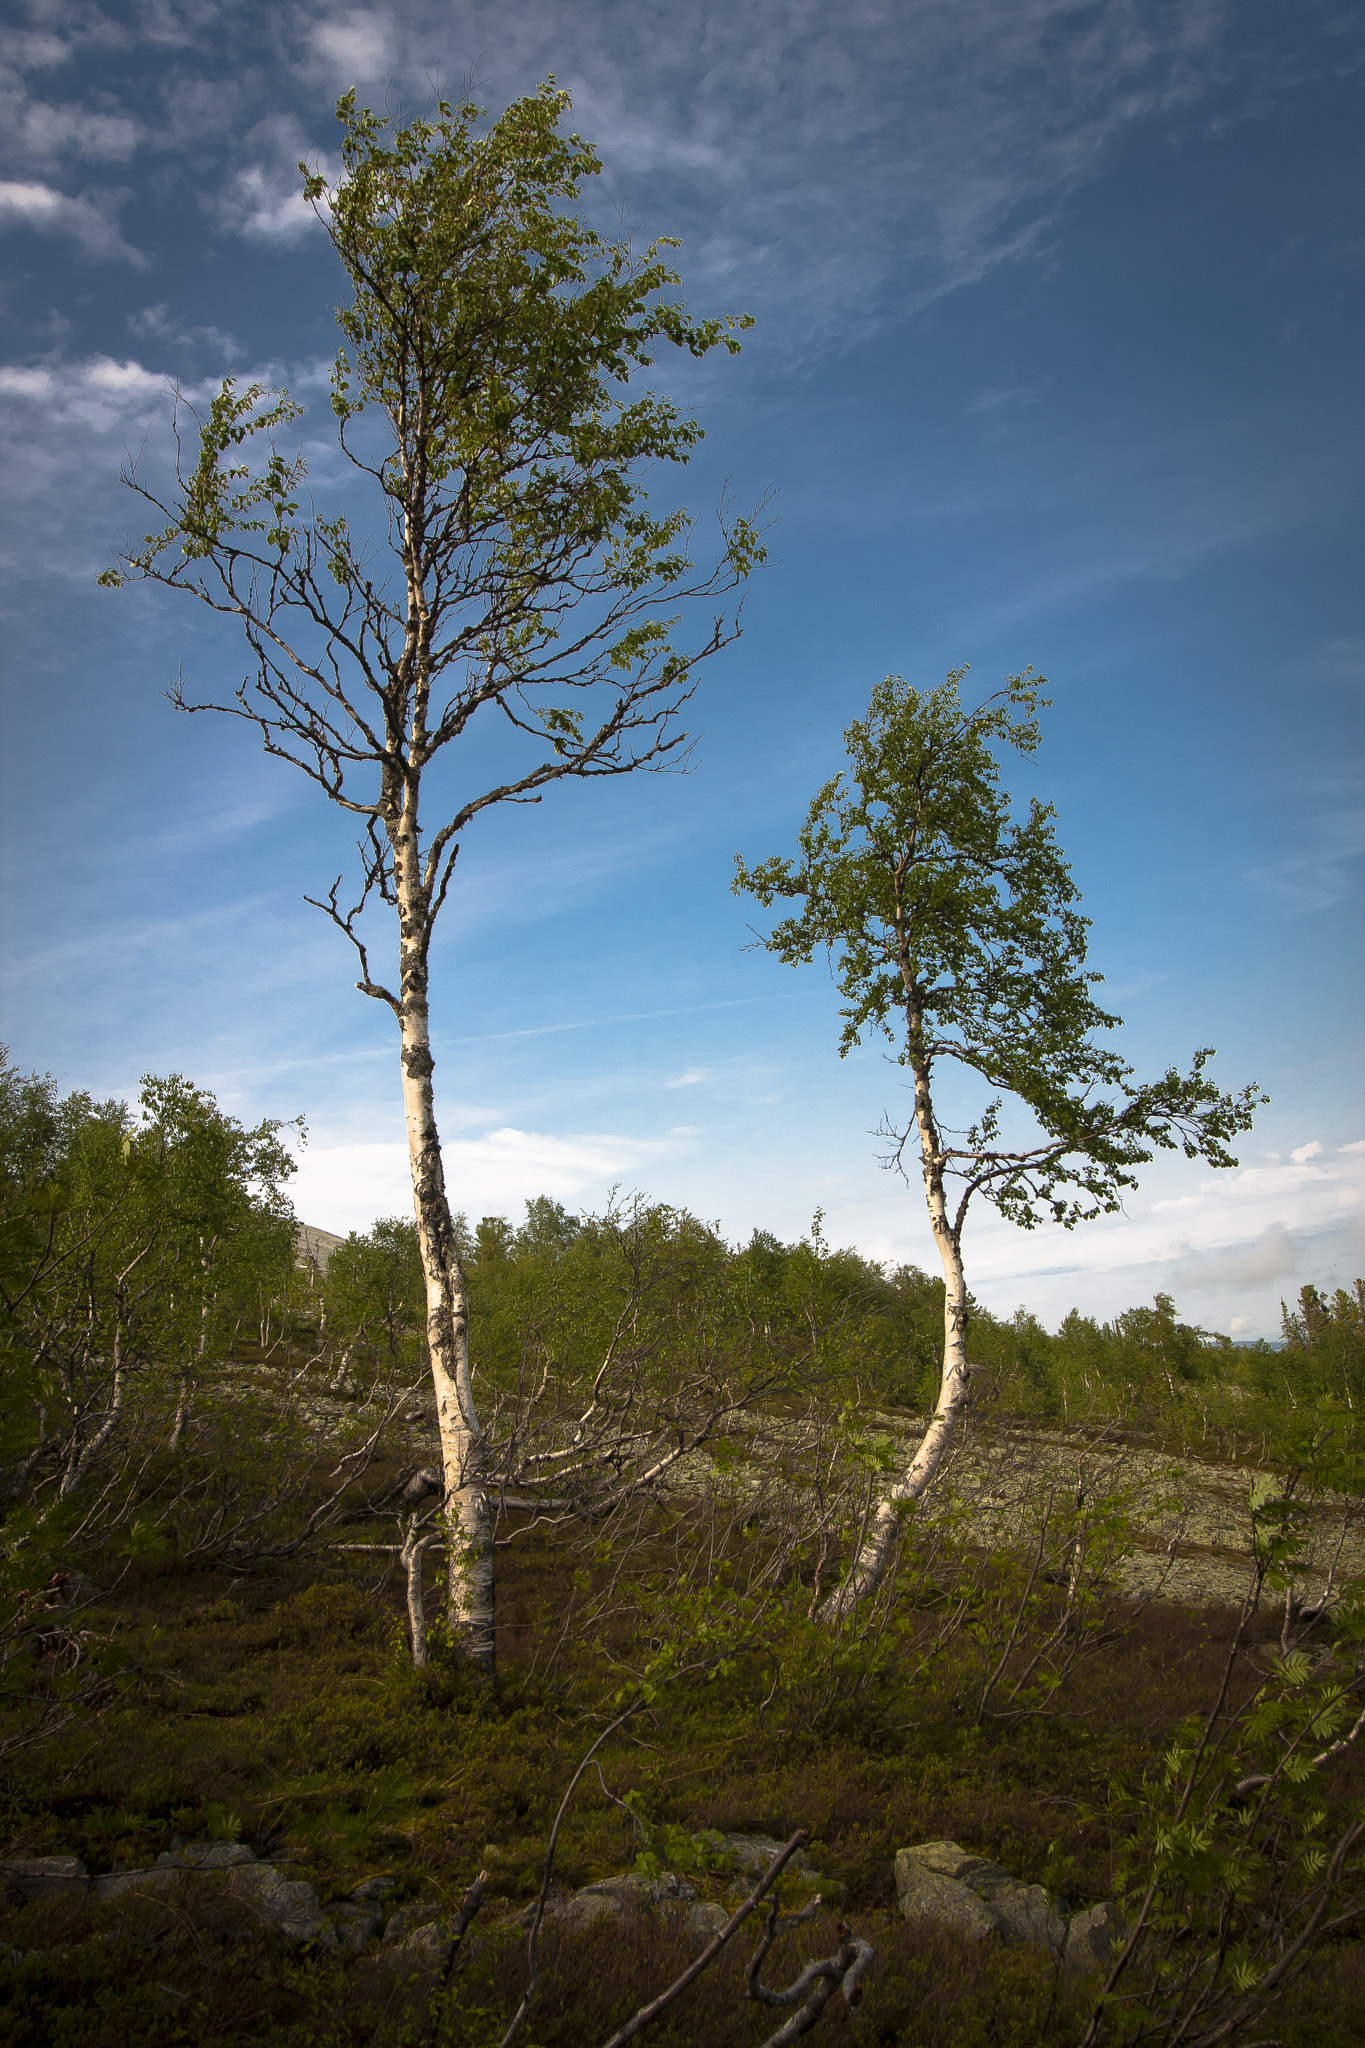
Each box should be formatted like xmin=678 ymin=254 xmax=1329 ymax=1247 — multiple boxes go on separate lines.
xmin=735 ymin=670 xmax=1264 ymax=1234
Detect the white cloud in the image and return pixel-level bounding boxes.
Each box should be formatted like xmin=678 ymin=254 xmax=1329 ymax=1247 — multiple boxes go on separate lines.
xmin=0 ymin=178 xmax=140 ymax=261
xmin=664 ymin=1065 xmax=709 ymax=1089
xmin=214 ymin=115 xmax=336 ymax=242
xmin=0 ymin=353 xmax=170 ymax=432
xmin=1291 ymin=1139 xmax=1323 ymax=1163
xmin=1173 ymin=1222 xmax=1295 ymax=1293
xmin=0 ymin=33 xmax=70 ymax=71
xmin=12 ymin=101 xmax=141 ymax=162
xmin=290 ymin=1123 xmax=681 ymax=1234
xmin=310 ymin=12 xmax=393 ymax=82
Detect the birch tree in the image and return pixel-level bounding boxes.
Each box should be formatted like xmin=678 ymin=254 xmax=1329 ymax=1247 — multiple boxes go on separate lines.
xmin=734 ymin=669 xmax=1263 ymax=1621
xmin=101 ymin=84 xmax=762 ymax=1670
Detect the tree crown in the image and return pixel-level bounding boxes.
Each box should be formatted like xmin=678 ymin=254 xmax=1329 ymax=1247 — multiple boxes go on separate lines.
xmin=735 ymin=671 xmax=1263 ymax=1229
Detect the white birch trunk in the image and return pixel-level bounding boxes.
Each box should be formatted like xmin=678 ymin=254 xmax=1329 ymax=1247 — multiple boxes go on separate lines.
xmin=818 ymin=1028 xmax=971 ymax=1622
xmin=393 ymin=834 xmax=495 ymax=1672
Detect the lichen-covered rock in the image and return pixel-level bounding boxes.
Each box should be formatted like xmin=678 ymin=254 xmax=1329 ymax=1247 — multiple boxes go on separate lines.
xmin=1 ymin=1856 xmax=89 ymax=1902
xmin=224 ymin=1863 xmax=336 ymax=1948
xmin=894 ymin=1859 xmax=1001 ymax=1943
xmin=684 ymin=1901 xmax=731 ymax=1947
xmin=391 ymin=1920 xmax=450 ymax=1965
xmin=722 ymin=1832 xmax=802 ymax=1876
xmin=91 ymin=1867 xmax=183 ymax=1902
xmin=328 ymin=1900 xmax=384 ymax=1952
xmin=896 ymin=1841 xmax=1114 ymax=1963
xmin=1064 ymin=1899 xmax=1124 ymax=1973
xmin=991 ymin=1880 xmax=1067 ymax=1952
xmin=155 ymin=1842 xmax=256 ymax=1871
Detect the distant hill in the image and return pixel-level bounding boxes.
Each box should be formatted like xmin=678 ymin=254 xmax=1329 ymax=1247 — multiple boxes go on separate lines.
xmin=295 ymin=1222 xmax=346 ymax=1272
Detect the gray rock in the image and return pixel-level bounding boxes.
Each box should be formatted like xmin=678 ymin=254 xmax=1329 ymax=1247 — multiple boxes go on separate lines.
xmin=684 ymin=1901 xmax=731 ymax=1947
xmin=392 ymin=1921 xmax=451 ymax=1965
xmin=721 ymin=1832 xmax=804 ymax=1876
xmin=383 ymin=1899 xmax=443 ymax=1944
xmin=576 ymin=1873 xmax=652 ymax=1905
xmin=896 ymin=1841 xmax=1110 ymax=1963
xmin=329 ymin=1901 xmax=384 ymax=1952
xmin=556 ymin=1889 xmax=625 ymax=1927
xmin=155 ymin=1842 xmax=256 ymax=1870
xmin=991 ymin=1881 xmax=1067 ymax=1954
xmin=91 ymin=1868 xmax=183 ymax=1902
xmin=897 ymin=1842 xmax=1066 ymax=1951
xmin=1 ymin=1856 xmax=89 ymax=1902
xmin=1064 ymin=1900 xmax=1124 ymax=1974
xmin=224 ymin=1863 xmax=337 ymax=1948
xmin=351 ymin=1874 xmax=398 ymax=1902
xmin=895 ymin=1861 xmax=1000 ymax=1944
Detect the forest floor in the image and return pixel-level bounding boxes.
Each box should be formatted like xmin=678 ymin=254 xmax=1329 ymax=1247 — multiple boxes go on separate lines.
xmin=3 ymin=1451 xmax=1364 ymax=2048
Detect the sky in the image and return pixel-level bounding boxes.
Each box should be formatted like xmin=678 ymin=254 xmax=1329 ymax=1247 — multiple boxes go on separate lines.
xmin=1 ymin=0 xmax=1362 ymax=1341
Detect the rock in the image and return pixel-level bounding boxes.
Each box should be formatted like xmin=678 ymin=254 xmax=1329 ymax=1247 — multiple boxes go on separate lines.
xmin=895 ymin=1861 xmax=1000 ymax=1944
xmin=91 ymin=1868 xmax=184 ymax=1902
xmin=392 ymin=1921 xmax=451 ymax=1965
xmin=329 ymin=1901 xmax=384 ymax=1952
xmin=1 ymin=1856 xmax=89 ymax=1902
xmin=896 ymin=1841 xmax=1108 ymax=1963
xmin=684 ymin=1901 xmax=731 ymax=1947
xmin=721 ymin=1833 xmax=804 ymax=1876
xmin=896 ymin=1841 xmax=1016 ymax=1900
xmin=155 ymin=1842 xmax=256 ymax=1870
xmin=556 ymin=1889 xmax=625 ymax=1927
xmin=224 ymin=1864 xmax=337 ymax=1948
xmin=896 ymin=1842 xmax=1065 ymax=1951
xmin=351 ymin=1874 xmax=398 ymax=1902
xmin=991 ymin=1882 xmax=1067 ymax=1954
xmin=1064 ymin=1900 xmax=1124 ymax=1974
xmin=383 ymin=1899 xmax=443 ymax=1944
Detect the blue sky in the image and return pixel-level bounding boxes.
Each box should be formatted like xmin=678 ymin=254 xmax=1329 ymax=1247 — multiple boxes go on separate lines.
xmin=1 ymin=0 xmax=1361 ymax=1339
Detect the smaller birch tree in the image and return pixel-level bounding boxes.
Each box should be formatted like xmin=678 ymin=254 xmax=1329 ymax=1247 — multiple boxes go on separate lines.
xmin=734 ymin=669 xmax=1264 ymax=1621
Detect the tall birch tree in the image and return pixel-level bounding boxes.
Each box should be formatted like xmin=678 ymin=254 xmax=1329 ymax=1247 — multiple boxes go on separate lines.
xmin=734 ymin=670 xmax=1263 ymax=1621
xmin=101 ymin=83 xmax=763 ymax=1671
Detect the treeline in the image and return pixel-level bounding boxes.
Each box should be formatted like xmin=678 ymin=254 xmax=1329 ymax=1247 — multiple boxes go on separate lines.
xmin=331 ymin=1193 xmax=1363 ymax=1454
xmin=4 ymin=1051 xmax=1361 ymax=1577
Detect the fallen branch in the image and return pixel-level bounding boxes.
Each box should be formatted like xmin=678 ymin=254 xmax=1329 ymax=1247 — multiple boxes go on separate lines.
xmin=598 ymin=1829 xmax=811 ymax=2048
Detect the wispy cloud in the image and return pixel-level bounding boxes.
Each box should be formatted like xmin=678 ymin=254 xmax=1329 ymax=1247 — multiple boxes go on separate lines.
xmin=664 ymin=1065 xmax=709 ymax=1090
xmin=128 ymin=304 xmax=241 ymax=362
xmin=0 ymin=179 xmax=141 ymax=261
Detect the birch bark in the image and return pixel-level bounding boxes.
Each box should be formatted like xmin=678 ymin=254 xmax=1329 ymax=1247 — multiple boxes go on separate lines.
xmin=393 ymin=839 xmax=494 ymax=1670
xmin=818 ymin=1015 xmax=969 ymax=1620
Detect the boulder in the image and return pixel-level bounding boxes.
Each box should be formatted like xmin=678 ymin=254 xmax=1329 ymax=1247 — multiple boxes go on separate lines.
xmin=1 ymin=1856 xmax=89 ymax=1902
xmin=91 ymin=1868 xmax=183 ymax=1902
xmin=391 ymin=1920 xmax=450 ymax=1965
xmin=383 ymin=1898 xmax=444 ymax=1944
xmin=1063 ymin=1899 xmax=1124 ymax=1974
xmin=328 ymin=1900 xmax=384 ymax=1952
xmin=896 ymin=1841 xmax=1114 ymax=1964
xmin=351 ymin=1874 xmax=398 ymax=1903
xmin=155 ymin=1842 xmax=256 ymax=1871
xmin=684 ymin=1901 xmax=731 ymax=1947
xmin=224 ymin=1863 xmax=337 ymax=1948
xmin=895 ymin=1860 xmax=1000 ymax=1944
